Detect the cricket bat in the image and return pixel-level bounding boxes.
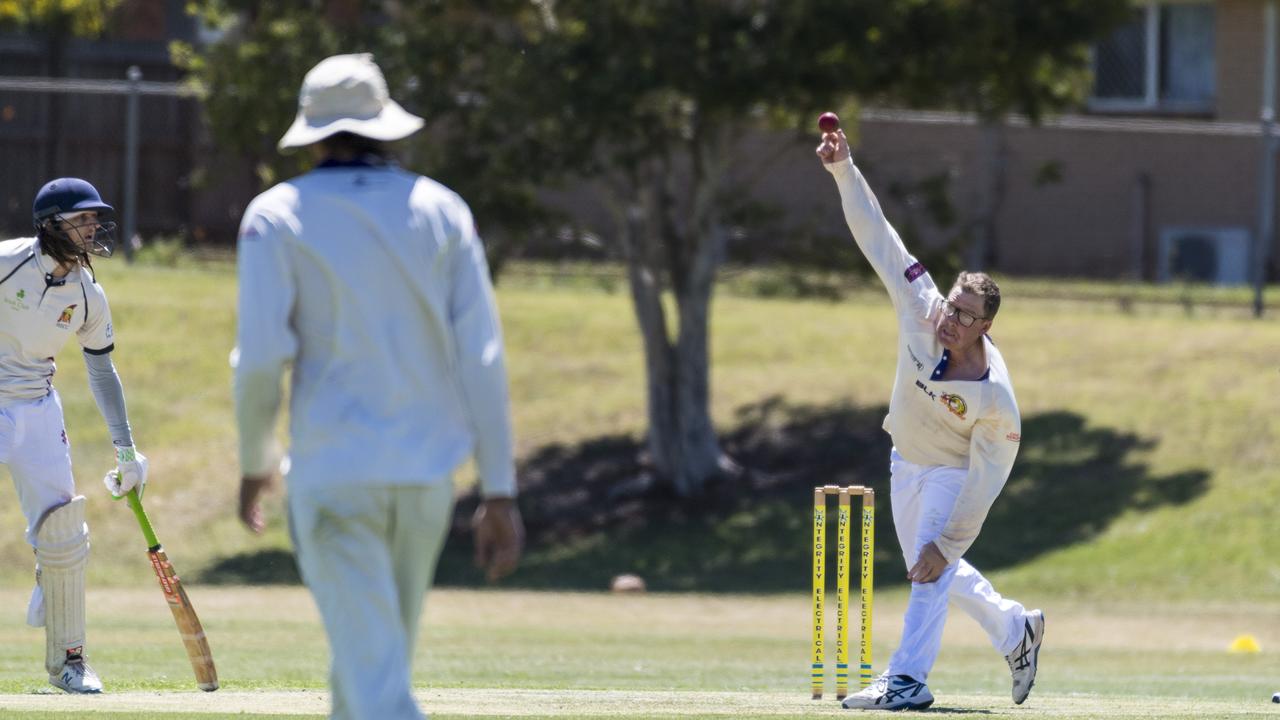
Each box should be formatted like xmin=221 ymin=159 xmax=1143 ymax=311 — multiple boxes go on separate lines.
xmin=125 ymin=487 xmax=219 ymax=691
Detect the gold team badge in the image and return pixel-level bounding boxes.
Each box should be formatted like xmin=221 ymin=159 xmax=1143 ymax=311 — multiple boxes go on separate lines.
xmin=940 ymin=392 xmax=967 ymax=419
xmin=56 ymin=304 xmax=76 ymax=329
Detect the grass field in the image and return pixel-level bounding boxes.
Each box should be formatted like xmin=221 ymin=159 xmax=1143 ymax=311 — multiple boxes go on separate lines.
xmin=5 ymin=257 xmax=1267 ymax=599
xmin=0 ymin=257 xmax=1275 ymax=716
xmin=0 ymin=588 xmax=1275 ymax=718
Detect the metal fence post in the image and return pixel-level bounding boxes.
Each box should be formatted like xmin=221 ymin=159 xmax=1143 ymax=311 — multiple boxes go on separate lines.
xmin=123 ymin=65 xmax=141 ymax=261
xmin=1256 ymin=2 xmax=1278 ymax=317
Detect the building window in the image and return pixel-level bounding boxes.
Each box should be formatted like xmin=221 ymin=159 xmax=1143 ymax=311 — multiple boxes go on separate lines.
xmin=1091 ymin=1 xmax=1215 ymax=113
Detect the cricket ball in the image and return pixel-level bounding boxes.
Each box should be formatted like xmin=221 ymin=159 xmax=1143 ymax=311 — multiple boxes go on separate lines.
xmin=818 ymin=112 xmax=840 ymax=133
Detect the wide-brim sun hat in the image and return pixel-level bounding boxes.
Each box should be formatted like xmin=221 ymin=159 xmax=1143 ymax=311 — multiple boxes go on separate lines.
xmin=278 ymin=53 xmax=424 ymax=151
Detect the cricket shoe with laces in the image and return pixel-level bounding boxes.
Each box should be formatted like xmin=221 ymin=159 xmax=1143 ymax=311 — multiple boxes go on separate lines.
xmin=841 ymin=672 xmax=934 ymax=710
xmin=49 ymin=652 xmax=102 ymax=694
xmin=1006 ymin=608 xmax=1044 ymax=704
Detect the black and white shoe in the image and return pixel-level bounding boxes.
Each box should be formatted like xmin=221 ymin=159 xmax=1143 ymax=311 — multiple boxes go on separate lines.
xmin=49 ymin=652 xmax=102 ymax=694
xmin=1005 ymin=609 xmax=1044 ymax=704
xmin=841 ymin=673 xmax=934 ymax=710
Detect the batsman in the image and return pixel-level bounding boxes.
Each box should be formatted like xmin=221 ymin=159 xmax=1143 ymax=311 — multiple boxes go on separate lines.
xmin=815 ymin=122 xmax=1043 ymax=710
xmin=0 ymin=178 xmax=148 ymax=693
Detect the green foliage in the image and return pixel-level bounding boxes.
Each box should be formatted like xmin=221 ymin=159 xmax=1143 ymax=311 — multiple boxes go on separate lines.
xmin=173 ymin=1 xmax=368 ymax=186
xmin=177 ymin=0 xmax=1133 ymax=261
xmin=877 ymin=0 xmax=1132 ymax=120
xmin=0 ymin=0 xmax=121 ymax=35
xmin=179 ymin=0 xmax=1151 ymax=492
xmin=176 ymin=1 xmax=560 ymax=265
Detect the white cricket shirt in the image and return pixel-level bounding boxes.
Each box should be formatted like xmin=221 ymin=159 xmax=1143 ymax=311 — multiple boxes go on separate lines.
xmin=0 ymin=238 xmax=114 ymax=405
xmin=825 ymin=158 xmax=1021 ymax=563
xmin=234 ymin=160 xmax=516 ymax=497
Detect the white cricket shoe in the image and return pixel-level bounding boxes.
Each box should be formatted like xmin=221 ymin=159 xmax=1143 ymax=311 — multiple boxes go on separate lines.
xmin=1006 ymin=609 xmax=1044 ymax=704
xmin=841 ymin=673 xmax=934 ymax=711
xmin=49 ymin=653 xmax=102 ymax=694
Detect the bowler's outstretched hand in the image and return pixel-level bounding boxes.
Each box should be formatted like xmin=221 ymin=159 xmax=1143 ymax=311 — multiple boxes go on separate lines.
xmin=472 ymin=497 xmax=525 ymax=582
xmin=816 ymin=129 xmax=851 ymax=165
xmin=907 ymin=541 xmax=948 ymax=584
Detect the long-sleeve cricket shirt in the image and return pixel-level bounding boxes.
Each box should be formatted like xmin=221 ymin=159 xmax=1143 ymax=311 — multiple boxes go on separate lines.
xmin=824 ymin=157 xmax=1021 ymax=563
xmin=234 ymin=160 xmax=516 ymax=497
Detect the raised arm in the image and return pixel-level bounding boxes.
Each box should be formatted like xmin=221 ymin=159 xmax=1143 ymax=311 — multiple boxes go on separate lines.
xmin=817 ymin=129 xmax=938 ymax=317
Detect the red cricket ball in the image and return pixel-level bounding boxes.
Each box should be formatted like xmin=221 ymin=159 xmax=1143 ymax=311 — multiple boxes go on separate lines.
xmin=818 ymin=112 xmax=840 ymax=133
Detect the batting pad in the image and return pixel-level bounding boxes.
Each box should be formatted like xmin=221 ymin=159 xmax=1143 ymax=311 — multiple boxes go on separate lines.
xmin=34 ymin=496 xmax=89 ymax=674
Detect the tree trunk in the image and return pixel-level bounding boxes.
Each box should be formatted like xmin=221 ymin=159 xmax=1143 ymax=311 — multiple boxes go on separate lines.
xmin=614 ymin=148 xmax=729 ymax=498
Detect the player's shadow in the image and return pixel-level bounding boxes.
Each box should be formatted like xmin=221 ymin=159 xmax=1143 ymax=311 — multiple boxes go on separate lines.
xmin=435 ymin=395 xmax=1211 ymax=591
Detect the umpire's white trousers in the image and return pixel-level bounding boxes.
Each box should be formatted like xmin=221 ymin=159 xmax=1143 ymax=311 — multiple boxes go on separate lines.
xmin=288 ymin=481 xmax=454 ymax=720
xmin=883 ymin=450 xmax=1025 ymax=682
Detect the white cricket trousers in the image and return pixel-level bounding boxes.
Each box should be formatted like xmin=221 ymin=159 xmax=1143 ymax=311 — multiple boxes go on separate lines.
xmin=884 ymin=450 xmax=1025 ymax=682
xmin=288 ymin=481 xmax=455 ymax=720
xmin=0 ymin=389 xmax=78 ymax=545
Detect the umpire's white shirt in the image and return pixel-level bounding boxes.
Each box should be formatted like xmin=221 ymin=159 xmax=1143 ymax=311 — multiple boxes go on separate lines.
xmin=824 ymin=158 xmax=1021 ymax=564
xmin=234 ymin=161 xmax=515 ymax=497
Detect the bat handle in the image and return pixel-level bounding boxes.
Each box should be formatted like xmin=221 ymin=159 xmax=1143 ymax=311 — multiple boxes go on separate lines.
xmin=126 ymin=488 xmax=161 ymax=549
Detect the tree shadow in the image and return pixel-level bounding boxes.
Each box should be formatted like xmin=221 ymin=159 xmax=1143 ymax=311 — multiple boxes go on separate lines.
xmin=200 ymin=548 xmax=302 ymax=585
xmin=436 ymin=396 xmax=1210 ymax=591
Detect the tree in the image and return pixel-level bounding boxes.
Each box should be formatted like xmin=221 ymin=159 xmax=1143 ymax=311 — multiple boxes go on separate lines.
xmin=184 ymin=0 xmax=1129 ymax=498
xmin=464 ymin=0 xmax=1128 ymax=497
xmin=175 ymin=1 xmax=560 ymax=273
xmin=482 ymin=1 xmax=885 ymax=497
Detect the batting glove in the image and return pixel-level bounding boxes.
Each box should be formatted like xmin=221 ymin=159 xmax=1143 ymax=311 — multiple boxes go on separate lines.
xmin=103 ymin=445 xmax=149 ymax=499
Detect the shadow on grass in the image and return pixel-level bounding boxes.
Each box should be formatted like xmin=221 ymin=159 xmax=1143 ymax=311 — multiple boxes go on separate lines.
xmin=436 ymin=396 xmax=1210 ymax=592
xmin=200 ymin=548 xmax=302 ymax=585
xmin=199 ymin=396 xmax=1209 ymax=590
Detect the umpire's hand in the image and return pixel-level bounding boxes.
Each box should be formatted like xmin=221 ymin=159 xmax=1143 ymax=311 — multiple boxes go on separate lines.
xmin=472 ymin=497 xmax=525 ymax=582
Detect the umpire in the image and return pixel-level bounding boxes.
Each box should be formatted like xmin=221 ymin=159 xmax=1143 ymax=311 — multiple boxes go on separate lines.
xmin=233 ymin=53 xmax=524 ymax=720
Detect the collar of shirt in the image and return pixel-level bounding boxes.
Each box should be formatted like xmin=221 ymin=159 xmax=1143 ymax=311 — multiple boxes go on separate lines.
xmin=316 ymin=154 xmax=392 ymax=170
xmin=31 ymin=239 xmax=79 ymax=286
xmin=930 ymin=347 xmax=991 ymax=382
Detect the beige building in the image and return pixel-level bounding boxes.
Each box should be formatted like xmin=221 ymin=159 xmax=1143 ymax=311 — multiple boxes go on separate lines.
xmin=774 ymin=0 xmax=1273 ymax=283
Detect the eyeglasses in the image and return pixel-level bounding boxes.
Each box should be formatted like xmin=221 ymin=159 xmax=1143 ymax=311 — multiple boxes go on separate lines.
xmin=942 ymin=299 xmax=986 ymax=328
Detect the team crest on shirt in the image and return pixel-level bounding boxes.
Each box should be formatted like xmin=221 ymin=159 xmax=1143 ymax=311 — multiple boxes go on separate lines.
xmin=4 ymin=288 xmax=28 ymax=311
xmin=56 ymin=305 xmax=77 ymax=329
xmin=940 ymin=393 xmax=968 ymax=419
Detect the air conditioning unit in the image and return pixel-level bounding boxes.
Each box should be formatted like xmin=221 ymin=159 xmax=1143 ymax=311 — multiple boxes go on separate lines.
xmin=1157 ymin=227 xmax=1250 ymax=285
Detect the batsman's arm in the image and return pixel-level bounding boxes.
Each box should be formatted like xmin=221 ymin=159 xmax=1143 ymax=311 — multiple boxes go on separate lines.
xmin=83 ymin=350 xmax=133 ymax=447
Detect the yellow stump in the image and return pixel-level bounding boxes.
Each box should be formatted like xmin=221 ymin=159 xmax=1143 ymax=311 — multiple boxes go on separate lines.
xmin=812 ymin=488 xmax=826 ymax=700
xmin=859 ymin=489 xmax=876 ymax=689
xmin=836 ymin=490 xmax=852 ymax=700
